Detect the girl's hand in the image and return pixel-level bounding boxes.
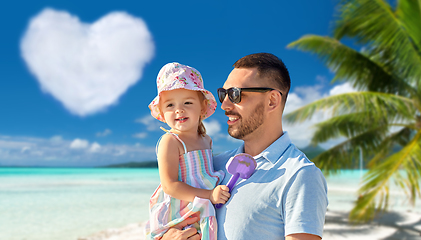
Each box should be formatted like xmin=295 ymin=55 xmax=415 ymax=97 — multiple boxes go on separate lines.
xmin=209 ymin=185 xmax=230 ymax=204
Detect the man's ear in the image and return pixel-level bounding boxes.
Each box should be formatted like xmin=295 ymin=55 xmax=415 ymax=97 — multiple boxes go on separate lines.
xmin=268 ymin=91 xmax=282 ymax=112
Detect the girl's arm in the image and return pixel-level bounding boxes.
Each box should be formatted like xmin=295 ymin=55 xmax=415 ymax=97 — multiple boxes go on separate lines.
xmin=157 ymin=134 xmax=229 ymax=203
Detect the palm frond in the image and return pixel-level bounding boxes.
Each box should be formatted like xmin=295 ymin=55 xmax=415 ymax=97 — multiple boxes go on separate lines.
xmin=287 ymin=35 xmax=416 ymax=96
xmin=334 ymin=0 xmax=421 ymax=81
xmin=311 ymin=143 xmax=356 ymax=173
xmin=398 ymin=132 xmax=421 ymax=203
xmin=368 ymin=127 xmax=413 ymax=167
xmin=396 ymin=0 xmax=421 ymax=53
xmin=312 ymin=124 xmax=389 ymax=173
xmin=288 ymin=0 xmax=421 ymax=224
xmin=311 ymin=111 xmax=387 ymax=142
xmin=349 ymin=130 xmax=421 ymax=222
xmin=284 ymin=92 xmax=415 ymax=124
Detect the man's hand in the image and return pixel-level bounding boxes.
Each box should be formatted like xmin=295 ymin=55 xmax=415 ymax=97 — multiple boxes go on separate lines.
xmin=286 ymin=233 xmax=321 ymax=240
xmin=209 ymin=185 xmax=230 ymax=204
xmin=159 ymin=213 xmax=201 ymax=240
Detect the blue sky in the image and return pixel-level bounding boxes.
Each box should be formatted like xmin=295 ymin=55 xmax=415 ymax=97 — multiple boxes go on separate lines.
xmin=0 ymin=0 xmax=356 ymax=167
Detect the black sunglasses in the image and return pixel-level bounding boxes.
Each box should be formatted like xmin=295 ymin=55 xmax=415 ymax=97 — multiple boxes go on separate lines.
xmin=217 ymin=87 xmax=282 ymax=104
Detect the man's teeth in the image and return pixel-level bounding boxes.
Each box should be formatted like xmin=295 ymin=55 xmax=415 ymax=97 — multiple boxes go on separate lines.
xmin=229 ymin=117 xmax=238 ymax=121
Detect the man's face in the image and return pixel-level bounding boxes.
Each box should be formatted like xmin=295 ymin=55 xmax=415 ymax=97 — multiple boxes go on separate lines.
xmin=221 ymin=68 xmax=267 ymax=140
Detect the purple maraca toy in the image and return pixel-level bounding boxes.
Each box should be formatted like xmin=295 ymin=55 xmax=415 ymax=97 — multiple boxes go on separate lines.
xmin=215 ymin=153 xmax=257 ymax=209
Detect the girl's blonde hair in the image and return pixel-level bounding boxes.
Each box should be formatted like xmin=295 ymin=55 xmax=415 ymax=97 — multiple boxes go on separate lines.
xmin=198 ymin=118 xmax=206 ymax=137
xmin=197 ymin=92 xmax=207 ymax=137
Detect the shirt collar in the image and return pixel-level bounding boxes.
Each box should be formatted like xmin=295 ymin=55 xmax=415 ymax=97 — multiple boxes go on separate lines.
xmin=236 ymin=131 xmax=292 ymax=164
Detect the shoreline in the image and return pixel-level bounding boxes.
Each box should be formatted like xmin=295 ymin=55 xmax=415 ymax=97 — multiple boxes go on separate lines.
xmin=79 ymin=209 xmax=421 ymax=240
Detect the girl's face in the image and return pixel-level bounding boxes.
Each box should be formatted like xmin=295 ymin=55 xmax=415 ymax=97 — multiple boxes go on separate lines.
xmin=159 ymin=89 xmax=205 ymax=134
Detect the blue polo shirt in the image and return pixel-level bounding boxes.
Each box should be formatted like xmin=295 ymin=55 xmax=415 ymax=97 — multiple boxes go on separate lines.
xmin=213 ymin=132 xmax=328 ymax=240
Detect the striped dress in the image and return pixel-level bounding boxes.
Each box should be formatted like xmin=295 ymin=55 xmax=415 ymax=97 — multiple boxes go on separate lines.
xmin=145 ymin=132 xmax=225 ymax=240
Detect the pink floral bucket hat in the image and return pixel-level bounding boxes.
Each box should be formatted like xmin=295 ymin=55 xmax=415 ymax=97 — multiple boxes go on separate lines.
xmin=148 ymin=62 xmax=217 ymax=122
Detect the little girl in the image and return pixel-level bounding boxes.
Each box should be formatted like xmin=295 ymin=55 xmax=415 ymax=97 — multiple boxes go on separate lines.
xmin=145 ymin=62 xmax=229 ymax=240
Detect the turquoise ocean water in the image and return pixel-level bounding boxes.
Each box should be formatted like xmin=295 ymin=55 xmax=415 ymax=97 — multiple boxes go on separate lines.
xmin=0 ymin=168 xmax=160 ymax=240
xmin=1 ymin=168 xmax=419 ymax=240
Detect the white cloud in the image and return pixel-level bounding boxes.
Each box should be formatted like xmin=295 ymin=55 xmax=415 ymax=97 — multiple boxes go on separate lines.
xmin=283 ymin=84 xmax=327 ymax=147
xmin=0 ymin=139 xmax=31 ymax=149
xmin=70 ymin=138 xmax=89 ymax=149
xmin=315 ymin=75 xmax=328 ymax=83
xmin=329 ymin=82 xmax=357 ymax=95
xmin=136 ymin=115 xmax=166 ymax=131
xmin=21 ymin=146 xmax=31 ymax=153
xmin=96 ymin=129 xmax=112 ymax=137
xmin=133 ymin=132 xmax=147 ymax=139
xmin=0 ymin=134 xmax=156 ymax=167
xmin=89 ymin=142 xmax=101 ymax=152
xmin=115 ymin=149 xmax=127 ymax=156
xmin=20 ymin=8 xmax=154 ymax=116
xmin=203 ymin=119 xmax=238 ymax=144
xmin=50 ymin=135 xmax=63 ymax=142
xmin=203 ymin=120 xmax=221 ymax=136
xmin=284 ymin=84 xmax=326 ymax=114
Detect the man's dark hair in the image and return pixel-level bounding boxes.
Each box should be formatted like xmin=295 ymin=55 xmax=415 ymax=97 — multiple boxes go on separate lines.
xmin=233 ymin=53 xmax=291 ymax=99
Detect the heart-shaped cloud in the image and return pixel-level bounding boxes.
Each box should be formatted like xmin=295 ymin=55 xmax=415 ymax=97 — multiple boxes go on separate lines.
xmin=21 ymin=8 xmax=154 ymax=116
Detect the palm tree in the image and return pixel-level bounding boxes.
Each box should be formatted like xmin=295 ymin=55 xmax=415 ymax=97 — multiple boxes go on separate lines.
xmin=286 ymin=0 xmax=421 ymax=222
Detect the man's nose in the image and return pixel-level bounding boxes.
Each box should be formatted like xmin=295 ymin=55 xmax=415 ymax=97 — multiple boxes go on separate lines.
xmin=220 ymin=95 xmax=233 ymax=111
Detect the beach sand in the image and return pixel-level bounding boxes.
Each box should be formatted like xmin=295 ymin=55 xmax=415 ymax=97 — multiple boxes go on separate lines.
xmin=79 ymin=210 xmax=421 ymax=240
xmin=323 ymin=210 xmax=421 ymax=240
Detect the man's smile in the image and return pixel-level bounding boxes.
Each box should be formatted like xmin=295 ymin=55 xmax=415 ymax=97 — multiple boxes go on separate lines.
xmin=226 ymin=115 xmax=240 ymax=125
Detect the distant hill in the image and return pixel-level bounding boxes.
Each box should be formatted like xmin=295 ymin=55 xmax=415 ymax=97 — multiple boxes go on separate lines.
xmin=300 ymin=145 xmax=325 ymax=160
xmin=98 ymin=145 xmax=326 ymax=169
xmin=100 ymin=146 xmax=326 ymax=169
xmin=101 ymin=161 xmax=158 ymax=168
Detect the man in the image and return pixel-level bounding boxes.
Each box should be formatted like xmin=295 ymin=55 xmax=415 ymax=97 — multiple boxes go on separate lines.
xmin=162 ymin=53 xmax=328 ymax=240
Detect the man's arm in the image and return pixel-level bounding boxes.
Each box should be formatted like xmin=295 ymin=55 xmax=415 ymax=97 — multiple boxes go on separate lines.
xmin=283 ymin=166 xmax=328 ymax=239
xmin=286 ymin=233 xmax=322 ymax=240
